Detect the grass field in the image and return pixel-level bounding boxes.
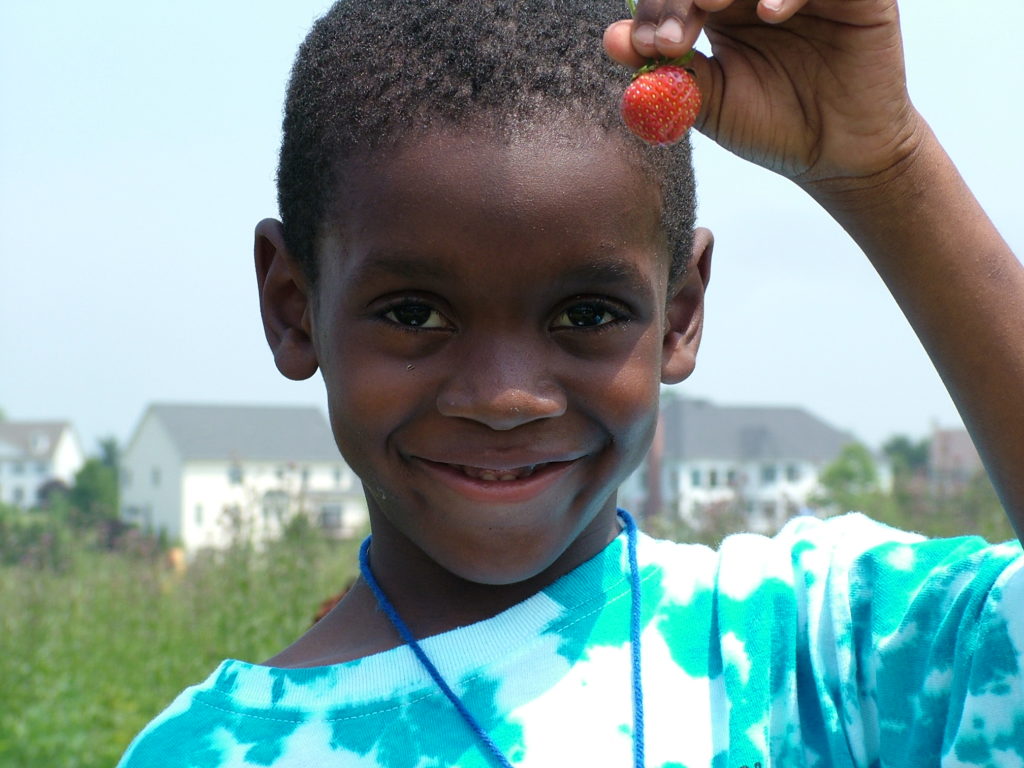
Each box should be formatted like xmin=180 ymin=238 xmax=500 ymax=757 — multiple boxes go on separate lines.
xmin=0 ymin=529 xmax=359 ymax=768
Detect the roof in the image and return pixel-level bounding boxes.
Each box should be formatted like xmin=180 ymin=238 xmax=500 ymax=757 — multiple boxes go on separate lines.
xmin=0 ymin=421 xmax=73 ymax=462
xmin=660 ymin=397 xmax=856 ymax=463
xmin=143 ymin=404 xmax=341 ymax=462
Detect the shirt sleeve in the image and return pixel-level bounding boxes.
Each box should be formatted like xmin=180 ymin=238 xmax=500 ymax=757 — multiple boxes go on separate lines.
xmin=784 ymin=514 xmax=1024 ymax=767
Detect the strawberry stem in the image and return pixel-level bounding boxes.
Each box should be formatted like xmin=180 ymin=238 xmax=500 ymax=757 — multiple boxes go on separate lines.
xmin=626 ymin=0 xmax=637 ymax=17
xmin=666 ymin=50 xmax=696 ymax=67
xmin=631 ymin=51 xmax=697 ymax=80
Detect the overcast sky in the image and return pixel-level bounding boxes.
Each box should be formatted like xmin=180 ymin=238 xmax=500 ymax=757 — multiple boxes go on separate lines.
xmin=2 ymin=1 xmax=1022 ymax=456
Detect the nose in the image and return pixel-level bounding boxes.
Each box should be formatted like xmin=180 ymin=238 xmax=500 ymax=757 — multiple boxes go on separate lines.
xmin=436 ymin=339 xmax=567 ymax=430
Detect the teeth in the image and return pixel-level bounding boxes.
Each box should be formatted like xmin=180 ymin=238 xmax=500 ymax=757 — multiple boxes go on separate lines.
xmin=459 ymin=464 xmax=539 ymax=481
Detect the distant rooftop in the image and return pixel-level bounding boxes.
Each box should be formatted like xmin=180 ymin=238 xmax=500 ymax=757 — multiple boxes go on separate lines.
xmin=661 ymin=397 xmax=856 ymax=463
xmin=140 ymin=404 xmax=340 ymax=462
xmin=0 ymin=421 xmax=74 ymax=462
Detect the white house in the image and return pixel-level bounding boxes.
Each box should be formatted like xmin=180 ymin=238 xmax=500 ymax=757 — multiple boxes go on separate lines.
xmin=0 ymin=421 xmax=85 ymax=508
xmin=621 ymin=396 xmax=871 ymax=533
xmin=120 ymin=404 xmax=367 ymax=552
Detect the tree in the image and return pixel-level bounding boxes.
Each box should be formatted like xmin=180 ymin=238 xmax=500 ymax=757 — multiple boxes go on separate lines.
xmin=98 ymin=436 xmax=120 ymax=470
xmin=813 ymin=442 xmax=897 ymax=520
xmin=882 ymin=434 xmax=929 ymax=477
xmin=931 ymin=470 xmax=1016 ymax=542
xmin=68 ymin=458 xmax=118 ymax=528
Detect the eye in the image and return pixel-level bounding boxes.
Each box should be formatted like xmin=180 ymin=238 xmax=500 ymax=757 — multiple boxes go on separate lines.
xmin=552 ymin=300 xmax=626 ymax=329
xmin=381 ymin=302 xmax=450 ymax=329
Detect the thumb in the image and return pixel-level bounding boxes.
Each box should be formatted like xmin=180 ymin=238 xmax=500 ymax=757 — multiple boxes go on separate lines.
xmin=683 ymin=49 xmax=716 ymax=135
xmin=603 ymin=19 xmax=648 ymax=69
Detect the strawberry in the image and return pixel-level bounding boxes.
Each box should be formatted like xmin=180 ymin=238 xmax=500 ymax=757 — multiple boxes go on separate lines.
xmin=620 ymin=63 xmax=701 ymax=146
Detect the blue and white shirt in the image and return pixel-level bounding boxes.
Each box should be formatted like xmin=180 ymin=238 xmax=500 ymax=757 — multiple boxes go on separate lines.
xmin=118 ymin=514 xmax=1024 ymax=767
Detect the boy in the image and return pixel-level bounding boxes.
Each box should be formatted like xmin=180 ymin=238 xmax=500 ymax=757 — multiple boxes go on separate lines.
xmin=118 ymin=0 xmax=1024 ymax=765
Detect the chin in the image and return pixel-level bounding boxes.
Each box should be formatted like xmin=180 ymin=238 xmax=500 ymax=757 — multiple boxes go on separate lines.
xmin=428 ymin=506 xmax=617 ymax=588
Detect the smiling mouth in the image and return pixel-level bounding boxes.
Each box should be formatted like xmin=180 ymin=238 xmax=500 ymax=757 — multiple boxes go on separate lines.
xmin=455 ymin=464 xmax=542 ymax=482
xmin=415 ymin=457 xmax=578 ymax=502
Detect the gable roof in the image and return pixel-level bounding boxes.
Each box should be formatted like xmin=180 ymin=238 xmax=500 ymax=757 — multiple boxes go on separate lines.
xmin=0 ymin=422 xmax=73 ymax=462
xmin=660 ymin=397 xmax=856 ymax=463
xmin=144 ymin=404 xmax=340 ymax=462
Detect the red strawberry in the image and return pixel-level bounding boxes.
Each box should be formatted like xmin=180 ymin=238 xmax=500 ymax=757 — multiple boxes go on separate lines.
xmin=621 ymin=64 xmax=701 ymax=146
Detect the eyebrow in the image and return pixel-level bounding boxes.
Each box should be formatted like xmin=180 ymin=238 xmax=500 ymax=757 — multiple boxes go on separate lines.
xmin=552 ymin=255 xmax=655 ymax=297
xmin=346 ymin=251 xmax=454 ymax=284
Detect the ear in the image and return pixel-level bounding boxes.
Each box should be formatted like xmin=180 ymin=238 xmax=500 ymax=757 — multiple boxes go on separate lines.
xmin=661 ymin=227 xmax=713 ymax=384
xmin=254 ymin=219 xmax=319 ymax=381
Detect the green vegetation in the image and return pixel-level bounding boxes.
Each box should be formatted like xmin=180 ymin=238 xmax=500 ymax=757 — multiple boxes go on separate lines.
xmin=0 ymin=517 xmax=359 ymax=768
xmin=815 ymin=440 xmax=1015 ymax=543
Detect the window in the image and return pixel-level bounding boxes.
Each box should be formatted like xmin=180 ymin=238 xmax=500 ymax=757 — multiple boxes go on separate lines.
xmin=35 ymin=462 xmax=47 ymax=475
xmin=785 ymin=464 xmax=801 ymax=482
xmin=708 ymin=469 xmax=719 ymax=488
xmin=151 ymin=467 xmax=161 ymax=486
xmin=760 ymin=464 xmax=777 ymax=485
xmin=320 ymin=504 xmax=342 ymax=529
xmin=13 ymin=487 xmax=24 ymax=503
xmin=12 ymin=462 xmax=23 ymax=475
xmin=726 ymin=469 xmax=738 ymax=486
xmin=334 ymin=467 xmax=343 ymax=486
xmin=195 ymin=504 xmax=204 ymax=526
xmin=690 ymin=469 xmax=701 ymax=487
xmin=228 ymin=464 xmax=244 ymax=485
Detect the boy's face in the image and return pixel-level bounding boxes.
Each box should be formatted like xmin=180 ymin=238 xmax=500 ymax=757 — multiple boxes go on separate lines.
xmin=258 ymin=126 xmax=711 ymax=590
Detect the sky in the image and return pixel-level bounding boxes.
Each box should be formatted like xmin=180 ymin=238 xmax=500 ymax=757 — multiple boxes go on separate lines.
xmin=2 ymin=1 xmax=1022 ymax=457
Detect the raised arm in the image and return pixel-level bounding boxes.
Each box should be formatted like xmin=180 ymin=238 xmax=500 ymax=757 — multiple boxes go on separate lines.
xmin=606 ymin=0 xmax=1024 ymax=541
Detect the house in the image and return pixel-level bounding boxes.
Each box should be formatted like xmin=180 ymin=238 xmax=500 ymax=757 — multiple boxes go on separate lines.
xmin=0 ymin=421 xmax=85 ymax=508
xmin=120 ymin=404 xmax=367 ymax=552
xmin=621 ymin=396 xmax=864 ymax=533
xmin=929 ymin=426 xmax=983 ymax=496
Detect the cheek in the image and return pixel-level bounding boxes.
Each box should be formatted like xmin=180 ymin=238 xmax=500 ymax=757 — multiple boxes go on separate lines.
xmin=577 ymin=332 xmax=663 ymax=456
xmin=316 ymin=325 xmax=426 ymax=468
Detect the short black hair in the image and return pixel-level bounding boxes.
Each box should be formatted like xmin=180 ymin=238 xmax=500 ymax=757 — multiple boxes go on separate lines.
xmin=278 ymin=0 xmax=697 ymax=286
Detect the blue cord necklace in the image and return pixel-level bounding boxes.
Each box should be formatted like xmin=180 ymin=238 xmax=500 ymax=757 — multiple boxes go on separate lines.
xmin=358 ymin=509 xmax=645 ymax=768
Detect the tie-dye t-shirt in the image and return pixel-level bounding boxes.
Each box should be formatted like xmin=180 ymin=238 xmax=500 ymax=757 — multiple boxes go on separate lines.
xmin=117 ymin=514 xmax=1024 ymax=767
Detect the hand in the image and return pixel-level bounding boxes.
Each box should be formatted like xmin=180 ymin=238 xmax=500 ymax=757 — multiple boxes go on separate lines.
xmin=604 ymin=0 xmax=926 ymax=192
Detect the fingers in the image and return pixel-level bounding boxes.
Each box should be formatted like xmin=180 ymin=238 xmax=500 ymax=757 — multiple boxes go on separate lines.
xmin=752 ymin=0 xmax=811 ymax=24
xmin=630 ymin=0 xmax=708 ymax=61
xmin=692 ymin=0 xmax=811 ymax=23
xmin=603 ymin=13 xmax=703 ymax=69
xmin=604 ymin=0 xmax=812 ymax=69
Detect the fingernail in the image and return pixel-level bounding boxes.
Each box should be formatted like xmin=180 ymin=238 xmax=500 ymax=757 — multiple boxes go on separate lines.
xmin=761 ymin=0 xmax=783 ymax=11
xmin=657 ymin=17 xmax=684 ymax=45
xmin=634 ymin=23 xmax=656 ymax=49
